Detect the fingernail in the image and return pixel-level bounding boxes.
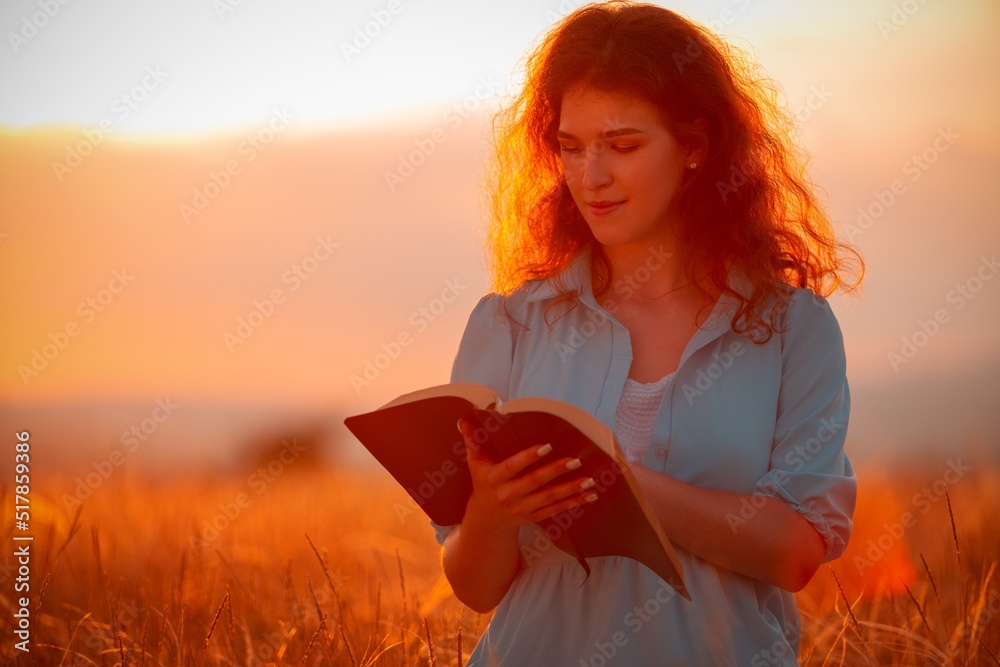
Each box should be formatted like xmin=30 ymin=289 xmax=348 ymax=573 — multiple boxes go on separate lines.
xmin=584 ymin=493 xmax=598 ymax=503
xmin=580 ymin=477 xmax=596 ymax=490
xmin=565 ymin=457 xmax=582 ymax=470
xmin=536 ymin=443 xmax=553 ymax=456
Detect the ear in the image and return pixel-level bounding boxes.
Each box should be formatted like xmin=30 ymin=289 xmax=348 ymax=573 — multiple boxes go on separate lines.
xmin=686 ymin=118 xmax=710 ymax=165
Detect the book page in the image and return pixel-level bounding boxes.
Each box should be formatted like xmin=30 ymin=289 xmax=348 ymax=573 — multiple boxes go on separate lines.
xmin=376 ymin=382 xmax=499 ymax=411
xmin=500 ymin=396 xmax=618 ymax=459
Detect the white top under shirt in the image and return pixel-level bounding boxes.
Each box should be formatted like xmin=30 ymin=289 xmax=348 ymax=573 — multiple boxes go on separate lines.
xmin=615 ymin=372 xmax=675 ymax=464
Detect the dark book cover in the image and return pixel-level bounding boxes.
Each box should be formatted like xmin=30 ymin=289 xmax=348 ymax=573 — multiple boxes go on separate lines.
xmin=344 ymin=385 xmax=689 ymax=600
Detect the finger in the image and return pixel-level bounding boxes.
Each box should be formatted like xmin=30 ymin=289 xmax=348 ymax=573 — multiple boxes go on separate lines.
xmin=486 ymin=441 xmax=560 ymax=487
xmin=520 ymin=474 xmax=597 ymax=515
xmin=458 ymin=418 xmax=494 ymax=469
xmin=525 ymin=486 xmax=600 ymax=523
xmin=497 ymin=454 xmax=584 ymax=500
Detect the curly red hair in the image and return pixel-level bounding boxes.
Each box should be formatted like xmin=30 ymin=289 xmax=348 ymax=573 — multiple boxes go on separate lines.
xmin=484 ymin=0 xmax=863 ymax=341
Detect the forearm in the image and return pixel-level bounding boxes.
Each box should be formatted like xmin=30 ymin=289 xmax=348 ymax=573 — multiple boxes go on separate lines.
xmin=440 ymin=499 xmax=522 ymax=613
xmin=630 ymin=465 xmax=825 ymax=591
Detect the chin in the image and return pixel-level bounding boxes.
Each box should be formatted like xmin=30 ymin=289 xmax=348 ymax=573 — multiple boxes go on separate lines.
xmin=585 ymin=223 xmax=644 ymax=248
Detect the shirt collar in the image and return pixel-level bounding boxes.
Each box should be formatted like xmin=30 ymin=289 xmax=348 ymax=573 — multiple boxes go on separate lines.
xmin=519 ymin=245 xmax=754 ymax=334
xmin=522 ymin=245 xmax=593 ymax=304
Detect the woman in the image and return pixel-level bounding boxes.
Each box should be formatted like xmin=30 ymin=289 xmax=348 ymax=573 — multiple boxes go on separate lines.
xmin=432 ymin=2 xmax=863 ymax=664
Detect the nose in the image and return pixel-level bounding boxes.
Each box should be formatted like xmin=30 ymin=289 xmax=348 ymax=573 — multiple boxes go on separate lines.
xmin=582 ymin=141 xmax=612 ymax=191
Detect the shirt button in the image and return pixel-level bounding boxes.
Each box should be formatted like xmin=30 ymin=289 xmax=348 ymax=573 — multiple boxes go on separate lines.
xmin=656 ymin=448 xmax=668 ymax=458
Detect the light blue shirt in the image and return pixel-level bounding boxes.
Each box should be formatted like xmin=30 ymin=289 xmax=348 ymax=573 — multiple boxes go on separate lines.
xmin=431 ymin=245 xmax=856 ymax=666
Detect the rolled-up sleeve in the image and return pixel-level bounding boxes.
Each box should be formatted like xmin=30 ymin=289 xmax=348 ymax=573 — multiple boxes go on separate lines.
xmin=751 ymin=289 xmax=856 ymax=562
xmin=429 ymin=292 xmax=515 ymax=547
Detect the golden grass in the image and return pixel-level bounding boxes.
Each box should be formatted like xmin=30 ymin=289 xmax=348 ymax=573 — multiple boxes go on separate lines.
xmin=1 ymin=457 xmax=997 ymax=666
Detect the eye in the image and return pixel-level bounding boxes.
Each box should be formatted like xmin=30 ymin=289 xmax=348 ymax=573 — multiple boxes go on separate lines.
xmin=613 ymin=144 xmax=639 ymax=153
xmin=559 ymin=144 xmax=584 ymax=155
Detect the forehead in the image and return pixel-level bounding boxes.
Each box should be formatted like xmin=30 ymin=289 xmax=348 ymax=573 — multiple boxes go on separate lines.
xmin=558 ymin=84 xmax=667 ymax=135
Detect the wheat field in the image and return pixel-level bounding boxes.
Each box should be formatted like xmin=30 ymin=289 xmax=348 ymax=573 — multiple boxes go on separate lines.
xmin=1 ymin=444 xmax=998 ymax=666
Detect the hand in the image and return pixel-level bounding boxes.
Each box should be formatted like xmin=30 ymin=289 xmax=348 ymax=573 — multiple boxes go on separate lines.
xmin=457 ymin=417 xmax=599 ymax=533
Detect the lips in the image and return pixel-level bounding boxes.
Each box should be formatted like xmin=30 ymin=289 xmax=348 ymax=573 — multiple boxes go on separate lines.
xmin=587 ymin=200 xmax=625 ymax=216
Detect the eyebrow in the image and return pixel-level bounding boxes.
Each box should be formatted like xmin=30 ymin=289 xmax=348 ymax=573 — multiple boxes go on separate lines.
xmin=557 ymin=128 xmax=647 ymax=140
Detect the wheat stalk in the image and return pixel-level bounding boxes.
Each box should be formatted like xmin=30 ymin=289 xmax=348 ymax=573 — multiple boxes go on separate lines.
xmin=306 ymin=533 xmax=344 ymax=623
xmin=945 ymin=488 xmax=962 ymax=566
xmin=226 ymin=585 xmax=235 ymax=646
xmin=175 ymin=549 xmax=186 ymax=609
xmin=34 ymin=571 xmax=51 ymax=615
xmin=47 ymin=504 xmax=83 ymax=579
xmin=214 ymin=548 xmax=252 ymax=598
xmin=308 ymin=575 xmax=327 ymax=623
xmin=397 ymin=547 xmax=409 ymax=623
xmin=339 ymin=622 xmax=359 ymax=667
xmin=919 ymin=552 xmax=941 ymax=604
xmin=301 ymin=618 xmax=326 ymax=665
xmin=899 ymin=576 xmax=931 ymax=633
xmin=978 ymin=634 xmax=1000 ymax=666
xmin=423 ymin=616 xmax=437 ymax=667
xmin=204 ymin=592 xmax=230 ymax=648
xmin=831 ymin=568 xmax=864 ymax=643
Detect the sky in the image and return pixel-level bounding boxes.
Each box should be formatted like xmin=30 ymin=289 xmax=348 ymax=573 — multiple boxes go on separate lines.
xmin=1 ymin=0 xmax=998 ymax=468
xmin=1 ymin=0 xmax=995 ymax=136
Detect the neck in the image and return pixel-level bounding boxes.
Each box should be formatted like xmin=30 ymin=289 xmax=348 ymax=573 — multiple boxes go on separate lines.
xmin=599 ymin=240 xmax=690 ymax=301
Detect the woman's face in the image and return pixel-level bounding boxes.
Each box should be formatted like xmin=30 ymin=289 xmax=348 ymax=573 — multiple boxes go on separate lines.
xmin=557 ymin=84 xmax=695 ymax=250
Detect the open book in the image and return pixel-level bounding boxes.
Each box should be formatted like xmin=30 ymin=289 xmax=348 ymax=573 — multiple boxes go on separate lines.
xmin=343 ymin=382 xmax=690 ymax=600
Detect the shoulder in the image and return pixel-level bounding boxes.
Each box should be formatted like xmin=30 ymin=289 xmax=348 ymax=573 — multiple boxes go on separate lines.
xmin=778 ymin=287 xmax=844 ymax=343
xmin=773 ymin=286 xmax=847 ymax=378
xmin=469 ymin=274 xmax=574 ymax=327
xmin=467 ymin=291 xmax=510 ymax=327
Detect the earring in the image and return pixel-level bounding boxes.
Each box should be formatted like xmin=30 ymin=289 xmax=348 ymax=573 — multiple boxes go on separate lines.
xmin=688 ymin=162 xmax=697 ymax=169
